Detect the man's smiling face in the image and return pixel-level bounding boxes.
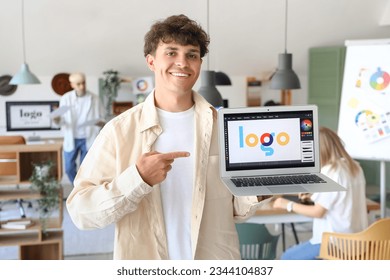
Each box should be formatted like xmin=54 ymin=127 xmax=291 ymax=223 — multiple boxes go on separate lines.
xmin=146 ymin=41 xmax=202 ymax=96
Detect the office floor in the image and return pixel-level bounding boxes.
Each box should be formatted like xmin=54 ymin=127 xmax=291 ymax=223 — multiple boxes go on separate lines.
xmin=65 ymin=252 xmax=113 ymax=260
xmin=63 ymin=223 xmax=313 ymax=260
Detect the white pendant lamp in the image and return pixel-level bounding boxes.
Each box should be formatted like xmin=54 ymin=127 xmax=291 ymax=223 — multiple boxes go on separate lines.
xmin=10 ymin=0 xmax=40 ymax=85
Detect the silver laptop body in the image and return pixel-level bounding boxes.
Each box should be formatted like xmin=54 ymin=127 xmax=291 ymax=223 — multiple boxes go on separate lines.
xmin=218 ymin=105 xmax=346 ymax=196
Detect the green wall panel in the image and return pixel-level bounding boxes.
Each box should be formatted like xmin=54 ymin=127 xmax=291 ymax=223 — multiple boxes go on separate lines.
xmin=308 ymin=46 xmax=389 ymax=195
xmin=308 ymin=46 xmax=346 ymax=131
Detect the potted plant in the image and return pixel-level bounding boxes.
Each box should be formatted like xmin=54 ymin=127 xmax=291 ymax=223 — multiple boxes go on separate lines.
xmin=29 ymin=161 xmax=61 ymax=235
xmin=102 ymin=69 xmax=121 ymax=119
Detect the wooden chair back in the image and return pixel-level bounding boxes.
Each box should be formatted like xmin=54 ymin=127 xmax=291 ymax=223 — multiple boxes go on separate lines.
xmin=0 ymin=136 xmax=26 ymax=176
xmin=319 ymin=218 xmax=390 ymax=260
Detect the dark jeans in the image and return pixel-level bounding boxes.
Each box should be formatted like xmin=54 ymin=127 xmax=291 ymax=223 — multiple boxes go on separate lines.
xmin=64 ymin=138 xmax=87 ymax=185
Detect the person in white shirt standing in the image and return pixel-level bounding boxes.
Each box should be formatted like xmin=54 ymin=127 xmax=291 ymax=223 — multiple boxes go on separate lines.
xmin=273 ymin=126 xmax=368 ymax=260
xmin=54 ymin=73 xmax=104 ymax=185
xmin=66 ymin=15 xmax=267 ymax=260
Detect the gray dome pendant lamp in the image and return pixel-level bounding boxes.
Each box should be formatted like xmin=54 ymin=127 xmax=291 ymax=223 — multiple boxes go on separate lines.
xmin=215 ymin=71 xmax=232 ymax=86
xmin=198 ymin=0 xmax=229 ymax=108
xmin=198 ymin=70 xmax=224 ymax=107
xmin=270 ymin=0 xmax=300 ymax=104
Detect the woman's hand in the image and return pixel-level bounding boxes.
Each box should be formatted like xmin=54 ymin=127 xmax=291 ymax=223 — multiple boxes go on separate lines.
xmin=272 ymin=197 xmax=290 ymax=210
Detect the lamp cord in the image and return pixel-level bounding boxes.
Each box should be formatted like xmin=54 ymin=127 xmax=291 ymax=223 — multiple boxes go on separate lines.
xmin=284 ymin=0 xmax=288 ymax=53
xmin=21 ymin=0 xmax=26 ymax=63
xmin=206 ymin=0 xmax=210 ymax=70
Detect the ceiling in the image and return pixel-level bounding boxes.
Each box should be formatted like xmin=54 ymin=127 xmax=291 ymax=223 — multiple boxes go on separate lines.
xmin=1 ymin=0 xmax=390 ymax=80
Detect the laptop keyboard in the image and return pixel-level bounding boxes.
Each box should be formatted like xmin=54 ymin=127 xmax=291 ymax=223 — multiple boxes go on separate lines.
xmin=231 ymin=174 xmax=326 ymax=187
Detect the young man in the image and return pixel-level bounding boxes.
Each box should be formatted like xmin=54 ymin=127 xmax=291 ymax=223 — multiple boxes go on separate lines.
xmin=66 ymin=15 xmax=264 ymax=260
xmin=54 ymin=73 xmax=104 ymax=185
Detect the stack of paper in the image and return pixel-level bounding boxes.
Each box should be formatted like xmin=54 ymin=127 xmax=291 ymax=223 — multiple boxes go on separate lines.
xmin=1 ymin=219 xmax=34 ymax=230
xmin=49 ymin=106 xmax=70 ymax=118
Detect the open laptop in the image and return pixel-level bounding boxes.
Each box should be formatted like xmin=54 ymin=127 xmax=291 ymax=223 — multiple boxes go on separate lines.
xmin=218 ymin=105 xmax=346 ymax=196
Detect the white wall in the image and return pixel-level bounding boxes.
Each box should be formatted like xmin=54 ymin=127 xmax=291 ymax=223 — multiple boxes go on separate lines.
xmin=2 ymin=0 xmax=389 ymax=80
xmin=216 ymin=75 xmax=308 ymax=108
xmin=0 ymin=74 xmax=309 ymax=140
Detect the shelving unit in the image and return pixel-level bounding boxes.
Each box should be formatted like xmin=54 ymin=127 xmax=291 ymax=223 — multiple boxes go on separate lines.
xmin=0 ymin=143 xmax=63 ymax=259
xmin=246 ymin=77 xmax=262 ymax=106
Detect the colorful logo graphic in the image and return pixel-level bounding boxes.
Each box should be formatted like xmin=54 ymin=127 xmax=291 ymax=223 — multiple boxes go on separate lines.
xmin=238 ymin=126 xmax=290 ymax=156
xmin=136 ymin=80 xmax=149 ymax=92
xmin=370 ymin=67 xmax=390 ymax=91
xmin=355 ymin=110 xmax=379 ymax=128
xmin=301 ymin=119 xmax=312 ymax=131
xmin=355 ymin=110 xmax=390 ymax=143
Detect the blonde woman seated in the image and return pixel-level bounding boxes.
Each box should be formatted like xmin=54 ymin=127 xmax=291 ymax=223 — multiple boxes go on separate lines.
xmin=273 ymin=126 xmax=368 ymax=260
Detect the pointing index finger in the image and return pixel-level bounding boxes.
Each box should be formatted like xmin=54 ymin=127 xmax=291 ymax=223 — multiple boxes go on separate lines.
xmin=162 ymin=151 xmax=190 ymax=160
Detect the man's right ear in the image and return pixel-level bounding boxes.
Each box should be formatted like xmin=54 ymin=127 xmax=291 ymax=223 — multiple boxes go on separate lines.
xmin=146 ymin=54 xmax=155 ymax=71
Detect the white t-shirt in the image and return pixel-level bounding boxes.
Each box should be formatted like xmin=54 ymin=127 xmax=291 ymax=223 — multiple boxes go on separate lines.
xmin=155 ymin=106 xmax=194 ymax=260
xmin=310 ymin=159 xmax=368 ymax=244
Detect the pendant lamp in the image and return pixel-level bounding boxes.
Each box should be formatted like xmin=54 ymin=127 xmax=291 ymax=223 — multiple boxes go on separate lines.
xmin=198 ymin=0 xmax=227 ymax=107
xmin=10 ymin=0 xmax=40 ymax=85
xmin=215 ymin=71 xmax=232 ymax=85
xmin=198 ymin=70 xmax=224 ymax=107
xmin=270 ymin=0 xmax=300 ymax=90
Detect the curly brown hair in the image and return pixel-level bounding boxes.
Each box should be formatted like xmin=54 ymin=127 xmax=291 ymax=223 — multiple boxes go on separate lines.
xmin=144 ymin=14 xmax=209 ymax=58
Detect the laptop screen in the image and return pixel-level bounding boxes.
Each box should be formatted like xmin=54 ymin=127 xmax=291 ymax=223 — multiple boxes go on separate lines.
xmin=222 ymin=109 xmax=315 ymax=172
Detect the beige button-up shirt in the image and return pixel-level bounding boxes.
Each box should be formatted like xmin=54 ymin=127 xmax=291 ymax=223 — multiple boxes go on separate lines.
xmin=66 ymin=91 xmax=260 ymax=259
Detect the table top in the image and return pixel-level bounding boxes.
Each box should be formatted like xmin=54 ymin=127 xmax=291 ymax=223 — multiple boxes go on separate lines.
xmin=248 ymin=197 xmax=380 ymax=225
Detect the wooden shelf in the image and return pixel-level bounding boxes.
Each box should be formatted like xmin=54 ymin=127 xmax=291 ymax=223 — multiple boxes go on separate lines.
xmin=0 ymin=143 xmax=63 ymax=183
xmin=0 ymin=175 xmax=19 ymax=185
xmin=0 ymin=142 xmax=64 ymax=259
xmin=246 ymin=77 xmax=262 ymax=106
xmin=0 ymin=215 xmax=63 ymax=241
xmin=0 ymin=232 xmax=42 ymax=246
xmin=0 ymin=189 xmax=41 ymax=201
xmin=19 ymin=231 xmax=63 ymax=260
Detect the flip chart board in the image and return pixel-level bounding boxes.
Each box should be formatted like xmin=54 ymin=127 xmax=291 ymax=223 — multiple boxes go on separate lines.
xmin=337 ymin=39 xmax=390 ymax=161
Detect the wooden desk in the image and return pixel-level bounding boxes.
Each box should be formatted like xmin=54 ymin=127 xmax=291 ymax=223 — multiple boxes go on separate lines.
xmin=249 ymin=208 xmax=312 ymax=224
xmin=250 ymin=197 xmax=380 ymax=224
xmin=366 ymin=198 xmax=380 ymax=212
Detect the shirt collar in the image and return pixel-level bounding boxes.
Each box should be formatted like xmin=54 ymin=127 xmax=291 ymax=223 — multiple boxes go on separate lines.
xmin=139 ymin=89 xmax=216 ymax=133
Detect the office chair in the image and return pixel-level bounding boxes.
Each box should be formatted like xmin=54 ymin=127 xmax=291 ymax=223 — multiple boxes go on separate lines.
xmin=318 ymin=218 xmax=390 ymax=260
xmin=0 ymin=135 xmax=32 ymax=218
xmin=236 ymin=223 xmax=280 ymax=260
